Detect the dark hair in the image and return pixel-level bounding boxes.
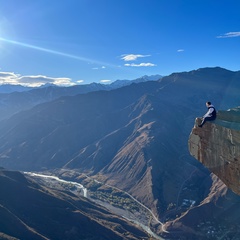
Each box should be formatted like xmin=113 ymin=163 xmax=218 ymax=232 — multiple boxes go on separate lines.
xmin=206 ymin=101 xmax=211 ymax=105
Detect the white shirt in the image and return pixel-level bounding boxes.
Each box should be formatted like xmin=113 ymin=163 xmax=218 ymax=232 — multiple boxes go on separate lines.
xmin=203 ymin=105 xmax=215 ymax=118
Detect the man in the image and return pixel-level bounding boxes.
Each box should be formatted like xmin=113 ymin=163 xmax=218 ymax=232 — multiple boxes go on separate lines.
xmin=198 ymin=101 xmax=217 ymax=127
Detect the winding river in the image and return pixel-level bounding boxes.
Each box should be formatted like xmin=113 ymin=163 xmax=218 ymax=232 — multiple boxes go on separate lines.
xmin=24 ymin=172 xmax=87 ymax=197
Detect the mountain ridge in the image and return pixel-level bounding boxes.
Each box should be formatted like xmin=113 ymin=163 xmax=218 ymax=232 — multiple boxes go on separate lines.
xmin=0 ymin=74 xmax=161 ymax=121
xmin=1 ymin=67 xmax=240 ymax=238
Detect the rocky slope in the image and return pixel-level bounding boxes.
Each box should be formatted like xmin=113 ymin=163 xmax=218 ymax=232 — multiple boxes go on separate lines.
xmin=163 ymin=173 xmax=240 ymax=239
xmin=0 ymin=169 xmax=150 ymax=240
xmin=188 ymin=106 xmax=240 ymax=195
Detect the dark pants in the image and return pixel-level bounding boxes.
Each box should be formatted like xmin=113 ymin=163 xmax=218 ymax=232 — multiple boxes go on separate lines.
xmin=199 ymin=116 xmax=216 ymax=127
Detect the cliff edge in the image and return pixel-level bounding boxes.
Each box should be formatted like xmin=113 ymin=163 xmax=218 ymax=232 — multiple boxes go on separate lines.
xmin=188 ymin=107 xmax=240 ymax=195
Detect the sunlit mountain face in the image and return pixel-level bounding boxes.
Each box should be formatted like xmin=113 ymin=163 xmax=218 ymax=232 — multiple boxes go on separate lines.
xmin=0 ymin=67 xmax=240 ymax=239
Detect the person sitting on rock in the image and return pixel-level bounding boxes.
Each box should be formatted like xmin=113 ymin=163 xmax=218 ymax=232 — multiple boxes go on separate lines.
xmin=198 ymin=101 xmax=217 ymax=127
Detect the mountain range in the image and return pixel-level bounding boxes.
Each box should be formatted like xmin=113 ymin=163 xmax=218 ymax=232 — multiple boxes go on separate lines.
xmin=0 ymin=74 xmax=162 ymax=121
xmin=0 ymin=67 xmax=240 ymax=239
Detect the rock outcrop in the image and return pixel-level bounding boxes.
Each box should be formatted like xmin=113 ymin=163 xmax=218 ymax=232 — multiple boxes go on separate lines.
xmin=188 ymin=107 xmax=240 ymax=195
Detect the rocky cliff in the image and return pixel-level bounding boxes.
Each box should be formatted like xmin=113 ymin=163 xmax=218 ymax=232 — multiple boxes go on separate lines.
xmin=188 ymin=107 xmax=240 ymax=195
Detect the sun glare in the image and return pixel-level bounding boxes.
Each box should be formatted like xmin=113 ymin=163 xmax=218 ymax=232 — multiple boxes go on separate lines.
xmin=0 ymin=37 xmax=116 ymax=68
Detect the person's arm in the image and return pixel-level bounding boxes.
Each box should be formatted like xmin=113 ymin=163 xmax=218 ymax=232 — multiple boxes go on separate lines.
xmin=203 ymin=108 xmax=214 ymax=118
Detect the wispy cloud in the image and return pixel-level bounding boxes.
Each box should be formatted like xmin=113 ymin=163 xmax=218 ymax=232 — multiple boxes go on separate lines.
xmin=0 ymin=72 xmax=20 ymax=84
xmin=124 ymin=63 xmax=156 ymax=67
xmin=76 ymin=80 xmax=84 ymax=84
xmin=217 ymin=32 xmax=240 ymax=38
xmin=177 ymin=49 xmax=184 ymax=52
xmin=121 ymin=54 xmax=150 ymax=61
xmin=0 ymin=71 xmax=76 ymax=87
xmin=100 ymin=79 xmax=111 ymax=83
xmin=92 ymin=66 xmax=106 ymax=70
xmin=18 ymin=75 xmax=75 ymax=87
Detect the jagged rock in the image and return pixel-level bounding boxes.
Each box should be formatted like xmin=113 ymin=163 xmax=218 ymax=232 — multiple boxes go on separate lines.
xmin=188 ymin=107 xmax=240 ymax=195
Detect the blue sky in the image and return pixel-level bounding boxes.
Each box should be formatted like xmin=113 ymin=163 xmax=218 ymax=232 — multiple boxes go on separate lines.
xmin=0 ymin=0 xmax=239 ymax=86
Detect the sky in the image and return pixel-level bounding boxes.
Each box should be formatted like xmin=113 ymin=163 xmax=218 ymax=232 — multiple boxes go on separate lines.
xmin=0 ymin=0 xmax=239 ymax=87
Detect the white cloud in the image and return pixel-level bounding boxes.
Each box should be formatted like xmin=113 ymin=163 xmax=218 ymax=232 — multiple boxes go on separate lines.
xmin=124 ymin=63 xmax=156 ymax=67
xmin=76 ymin=80 xmax=84 ymax=84
xmin=100 ymin=79 xmax=111 ymax=83
xmin=121 ymin=54 xmax=150 ymax=61
xmin=0 ymin=72 xmax=76 ymax=87
xmin=177 ymin=49 xmax=184 ymax=52
xmin=217 ymin=32 xmax=240 ymax=38
xmin=0 ymin=72 xmax=20 ymax=84
xmin=18 ymin=75 xmax=75 ymax=87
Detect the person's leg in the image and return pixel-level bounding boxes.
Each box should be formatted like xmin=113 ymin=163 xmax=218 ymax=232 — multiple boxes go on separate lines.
xmin=198 ymin=118 xmax=206 ymax=127
xmin=198 ymin=116 xmax=215 ymax=127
